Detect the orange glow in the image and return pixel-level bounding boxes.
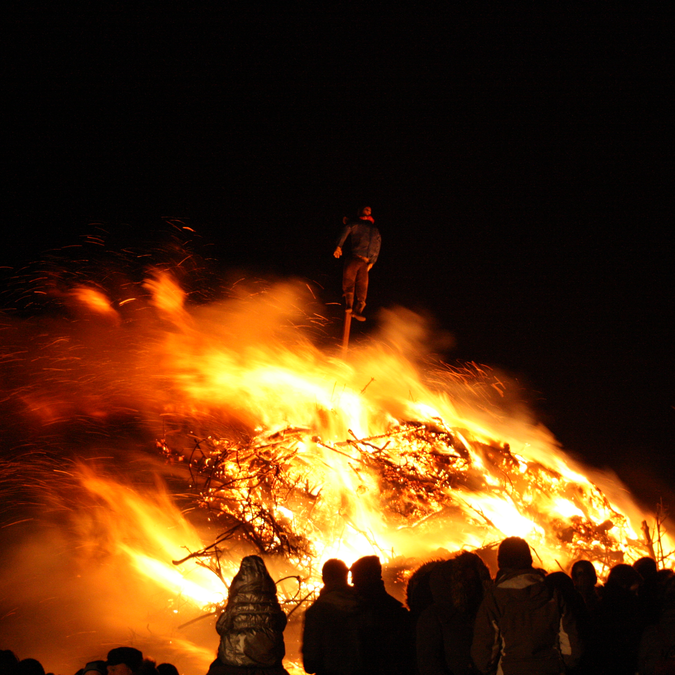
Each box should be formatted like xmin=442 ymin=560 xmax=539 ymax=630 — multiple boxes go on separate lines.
xmin=70 ymin=286 xmax=120 ymax=322
xmin=77 ymin=467 xmax=227 ymax=608
xmin=2 ymin=270 xmax=672 ymax=675
xmin=114 ymin=274 xmax=672 ymax=605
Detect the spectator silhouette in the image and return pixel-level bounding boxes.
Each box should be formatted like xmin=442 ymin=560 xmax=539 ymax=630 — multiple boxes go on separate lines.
xmin=207 ymin=554 xmax=289 ymax=675
xmin=137 ymin=661 xmax=159 ymax=675
xmin=82 ymin=661 xmax=107 ymax=675
xmin=639 ymin=574 xmax=675 ymax=675
xmin=302 ymin=558 xmax=362 ymax=675
xmin=156 ymin=665 xmax=179 ymax=675
xmin=416 ymin=551 xmax=491 ymax=675
xmin=546 ymin=570 xmax=590 ymax=628
xmin=596 ymin=563 xmax=644 ymax=675
xmin=350 ymin=555 xmax=414 ymax=675
xmin=571 ymin=559 xmax=601 ymax=618
xmin=546 ymin=570 xmax=602 ymax=674
xmin=0 ymin=651 xmax=20 ymax=675
xmin=471 ymin=536 xmax=581 ymax=675
xmin=17 ymin=658 xmax=45 ymax=675
xmin=406 ymin=560 xmax=441 ymax=632
xmin=0 ymin=653 xmax=52 ymax=675
xmin=106 ymin=648 xmax=146 ymax=675
xmin=635 ymin=557 xmax=663 ymax=628
xmin=658 ymin=569 xmax=675 ymax=589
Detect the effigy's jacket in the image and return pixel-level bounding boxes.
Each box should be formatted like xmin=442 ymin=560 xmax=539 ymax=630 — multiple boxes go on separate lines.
xmin=217 ymin=556 xmax=288 ymax=669
xmin=336 ymin=218 xmax=381 ymax=264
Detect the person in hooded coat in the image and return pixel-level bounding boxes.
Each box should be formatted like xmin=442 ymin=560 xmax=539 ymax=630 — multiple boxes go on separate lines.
xmin=471 ymin=537 xmax=582 ymax=675
xmin=416 ymin=552 xmax=492 ymax=675
xmin=208 ymin=555 xmax=289 ymax=675
xmin=302 ymin=558 xmax=363 ymax=675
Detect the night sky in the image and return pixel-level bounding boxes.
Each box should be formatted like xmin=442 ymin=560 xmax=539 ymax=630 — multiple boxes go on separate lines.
xmin=3 ymin=8 xmax=673 ymax=506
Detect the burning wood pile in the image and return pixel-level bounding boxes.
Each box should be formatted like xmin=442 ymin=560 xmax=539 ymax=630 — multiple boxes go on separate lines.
xmin=158 ymin=363 xmax=668 ymax=610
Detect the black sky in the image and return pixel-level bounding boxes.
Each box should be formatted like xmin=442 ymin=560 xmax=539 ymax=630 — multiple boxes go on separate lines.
xmin=3 ymin=7 xmax=673 ymax=505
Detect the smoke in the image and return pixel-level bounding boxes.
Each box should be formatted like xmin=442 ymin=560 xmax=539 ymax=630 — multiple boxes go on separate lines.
xmin=0 ymin=491 xmax=218 ymax=674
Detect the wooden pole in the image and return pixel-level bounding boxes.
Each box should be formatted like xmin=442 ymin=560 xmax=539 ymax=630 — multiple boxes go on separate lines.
xmin=342 ymin=309 xmax=352 ymax=355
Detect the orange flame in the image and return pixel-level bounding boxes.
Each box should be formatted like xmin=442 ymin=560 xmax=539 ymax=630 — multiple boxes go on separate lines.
xmin=1 ymin=269 xmax=671 ymax=675
xmin=70 ymin=286 xmax=120 ymax=323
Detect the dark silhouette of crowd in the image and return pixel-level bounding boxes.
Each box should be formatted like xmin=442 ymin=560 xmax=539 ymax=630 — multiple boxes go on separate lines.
xmin=302 ymin=540 xmax=675 ymax=675
xmin=5 ymin=542 xmax=675 ymax=675
xmin=0 ymin=646 xmax=178 ymax=675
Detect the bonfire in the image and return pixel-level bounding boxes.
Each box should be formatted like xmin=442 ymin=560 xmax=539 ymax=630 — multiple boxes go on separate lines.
xmin=1 ymin=243 xmax=672 ymax=675
xmin=158 ymin=360 xmax=668 ymax=618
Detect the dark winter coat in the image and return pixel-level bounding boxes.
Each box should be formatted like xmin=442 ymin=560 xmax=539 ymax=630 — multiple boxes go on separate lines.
xmin=336 ymin=219 xmax=381 ymax=265
xmin=471 ymin=568 xmax=581 ymax=675
xmin=417 ymin=603 xmax=478 ymax=675
xmin=354 ymin=579 xmax=414 ymax=675
xmin=595 ymin=580 xmax=644 ymax=675
xmin=415 ymin=555 xmax=489 ymax=675
xmin=215 ymin=556 xmax=288 ymax=671
xmin=639 ymin=603 xmax=675 ymax=675
xmin=302 ymin=584 xmax=363 ymax=675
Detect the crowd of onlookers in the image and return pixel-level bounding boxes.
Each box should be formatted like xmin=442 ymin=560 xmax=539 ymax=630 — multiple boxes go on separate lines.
xmin=204 ymin=544 xmax=675 ymax=675
xmin=0 ymin=648 xmax=179 ymax=675
xmin=297 ymin=540 xmax=675 ymax=675
xmin=4 ymin=539 xmax=675 ymax=675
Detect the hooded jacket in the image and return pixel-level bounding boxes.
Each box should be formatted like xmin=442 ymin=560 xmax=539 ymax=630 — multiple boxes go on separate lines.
xmin=353 ymin=577 xmax=414 ymax=675
xmin=216 ymin=556 xmax=287 ymax=669
xmin=471 ymin=568 xmax=581 ymax=675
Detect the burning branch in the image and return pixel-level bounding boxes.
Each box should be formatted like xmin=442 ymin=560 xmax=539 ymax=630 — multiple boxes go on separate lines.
xmin=641 ymin=501 xmax=675 ymax=569
xmin=162 ymin=411 xmax=664 ymax=594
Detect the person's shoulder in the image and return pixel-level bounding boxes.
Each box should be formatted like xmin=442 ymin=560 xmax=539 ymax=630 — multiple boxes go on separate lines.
xmin=496 ymin=567 xmax=544 ymax=586
xmin=317 ymin=587 xmax=360 ymax=611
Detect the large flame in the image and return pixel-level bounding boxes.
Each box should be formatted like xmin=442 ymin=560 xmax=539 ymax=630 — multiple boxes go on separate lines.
xmin=0 ymin=263 xmax=671 ymax=675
